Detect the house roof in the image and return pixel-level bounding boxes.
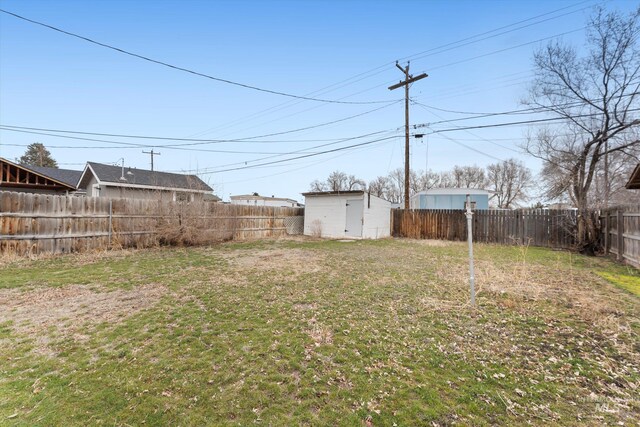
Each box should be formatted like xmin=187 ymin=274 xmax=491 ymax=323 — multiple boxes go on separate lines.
xmin=0 ymin=157 xmax=78 ymax=191
xmin=626 ymin=163 xmax=640 ymax=189
xmin=24 ymin=164 xmax=83 ymax=188
xmin=78 ymin=162 xmax=213 ymax=192
xmin=231 ymin=194 xmax=298 ymax=203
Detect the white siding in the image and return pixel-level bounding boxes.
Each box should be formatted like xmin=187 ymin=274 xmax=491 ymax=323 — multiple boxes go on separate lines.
xmin=303 ymin=193 xmax=391 ymax=239
xmin=362 ymin=193 xmax=391 ymax=238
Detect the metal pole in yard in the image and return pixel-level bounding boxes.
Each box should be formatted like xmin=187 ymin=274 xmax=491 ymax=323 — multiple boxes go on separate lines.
xmin=465 ymin=194 xmax=476 ymax=306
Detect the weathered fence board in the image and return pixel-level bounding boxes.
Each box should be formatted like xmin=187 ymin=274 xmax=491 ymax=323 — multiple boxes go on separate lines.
xmin=0 ymin=191 xmax=304 ymax=255
xmin=600 ymin=206 xmax=640 ymax=268
xmin=392 ymin=208 xmax=578 ymax=249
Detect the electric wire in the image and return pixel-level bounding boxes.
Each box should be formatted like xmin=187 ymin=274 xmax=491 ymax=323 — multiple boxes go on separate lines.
xmin=0 ymin=101 xmax=399 ymax=147
xmin=0 ymin=8 xmax=395 ymax=105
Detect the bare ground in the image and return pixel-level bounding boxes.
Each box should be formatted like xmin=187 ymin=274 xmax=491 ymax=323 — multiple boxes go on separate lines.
xmin=0 ymin=284 xmax=167 ymax=355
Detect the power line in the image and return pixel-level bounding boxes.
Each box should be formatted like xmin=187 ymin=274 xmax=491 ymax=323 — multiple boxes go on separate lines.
xmin=0 ymin=141 xmax=321 ymax=155
xmin=163 ymin=1 xmax=595 ymax=139
xmin=421 ymin=108 xmax=640 ymax=134
xmin=436 ymin=132 xmax=505 ymax=162
xmin=412 ymin=100 xmax=521 ymax=154
xmin=0 ymin=102 xmax=399 ymax=146
xmin=0 ymin=8 xmax=395 ymax=105
xmin=172 ymin=130 xmax=400 ymax=173
xmin=198 ymin=135 xmax=399 ymax=175
xmin=428 ymin=28 xmax=585 ymax=72
xmin=0 ymin=126 xmax=394 ymax=156
xmin=399 ymin=0 xmax=593 ymax=63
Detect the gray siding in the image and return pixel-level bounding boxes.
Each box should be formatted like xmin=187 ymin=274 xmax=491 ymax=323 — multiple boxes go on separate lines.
xmin=419 ymin=194 xmax=489 ymax=210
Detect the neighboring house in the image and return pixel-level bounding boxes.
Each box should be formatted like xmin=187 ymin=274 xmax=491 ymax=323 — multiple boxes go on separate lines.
xmin=77 ymin=161 xmax=212 ymax=201
xmin=626 ymin=163 xmax=640 ymax=189
xmin=0 ymin=157 xmax=81 ymax=194
xmin=302 ymin=190 xmax=391 ymax=239
xmin=410 ymin=188 xmax=492 ymax=210
xmin=230 ymin=194 xmax=299 ymax=208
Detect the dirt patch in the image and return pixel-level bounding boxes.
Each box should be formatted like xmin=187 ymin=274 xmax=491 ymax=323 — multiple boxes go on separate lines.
xmin=410 ymin=239 xmax=458 ymax=247
xmin=0 ymin=284 xmax=166 ymax=355
xmin=221 ymin=248 xmax=324 ymax=274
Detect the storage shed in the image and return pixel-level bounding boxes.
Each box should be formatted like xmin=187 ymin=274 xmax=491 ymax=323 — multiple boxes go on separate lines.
xmin=302 ymin=191 xmax=391 ymax=239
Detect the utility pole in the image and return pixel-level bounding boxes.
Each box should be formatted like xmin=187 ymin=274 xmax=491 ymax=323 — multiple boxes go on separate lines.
xmin=142 ymin=149 xmax=161 ymax=171
xmin=388 ymin=62 xmax=428 ymax=209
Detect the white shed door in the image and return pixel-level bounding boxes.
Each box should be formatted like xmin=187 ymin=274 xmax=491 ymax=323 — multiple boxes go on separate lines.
xmin=345 ymin=199 xmax=363 ymax=238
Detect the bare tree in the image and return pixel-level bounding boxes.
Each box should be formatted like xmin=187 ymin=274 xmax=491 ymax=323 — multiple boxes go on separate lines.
xmin=309 ymin=179 xmax=328 ymax=192
xmin=368 ymin=176 xmax=390 ymax=198
xmin=419 ymin=169 xmax=441 ymax=190
xmin=590 ymin=144 xmax=640 ymax=207
xmin=448 ymin=165 xmax=487 ymax=188
xmin=486 ymin=159 xmax=533 ymax=208
xmin=309 ymin=170 xmax=366 ymax=192
xmin=347 ymin=174 xmax=367 ymax=191
xmin=326 ymin=170 xmax=348 ymax=191
xmin=525 ymin=6 xmax=640 ymax=252
xmin=387 ymin=168 xmax=406 ymax=204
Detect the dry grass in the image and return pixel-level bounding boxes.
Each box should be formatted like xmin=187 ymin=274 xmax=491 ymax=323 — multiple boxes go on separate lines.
xmin=0 ymin=238 xmax=638 ymax=426
xmin=0 ymin=283 xmax=167 ymax=356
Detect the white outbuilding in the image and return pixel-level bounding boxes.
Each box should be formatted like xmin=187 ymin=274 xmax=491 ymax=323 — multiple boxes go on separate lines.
xmin=302 ymin=191 xmax=392 ymax=239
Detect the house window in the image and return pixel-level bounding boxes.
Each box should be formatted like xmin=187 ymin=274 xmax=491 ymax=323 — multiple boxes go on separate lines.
xmin=464 ymin=201 xmax=477 ymax=210
xmin=175 ymin=193 xmax=190 ymax=202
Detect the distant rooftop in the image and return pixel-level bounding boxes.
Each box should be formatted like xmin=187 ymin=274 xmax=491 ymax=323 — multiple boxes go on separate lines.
xmin=24 ymin=164 xmax=83 ymax=188
xmin=81 ymin=162 xmax=212 ymax=192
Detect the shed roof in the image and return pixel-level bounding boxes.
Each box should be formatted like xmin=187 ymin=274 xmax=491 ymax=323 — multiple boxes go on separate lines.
xmin=626 ymin=163 xmax=640 ymax=189
xmin=79 ymin=162 xmax=212 ymax=192
xmin=302 ymin=190 xmax=366 ymax=197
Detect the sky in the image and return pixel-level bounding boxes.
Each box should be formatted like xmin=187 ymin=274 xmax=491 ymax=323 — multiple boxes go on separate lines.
xmin=1 ymin=0 xmax=637 ymax=202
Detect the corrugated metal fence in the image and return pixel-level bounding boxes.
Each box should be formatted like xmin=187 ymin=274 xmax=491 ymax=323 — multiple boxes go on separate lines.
xmin=392 ymin=209 xmax=578 ymax=249
xmin=600 ymin=206 xmax=640 ymax=268
xmin=0 ymin=191 xmax=304 ymax=255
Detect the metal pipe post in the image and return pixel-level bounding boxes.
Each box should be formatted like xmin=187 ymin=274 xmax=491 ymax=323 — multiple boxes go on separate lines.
xmin=465 ymin=194 xmax=476 ymax=306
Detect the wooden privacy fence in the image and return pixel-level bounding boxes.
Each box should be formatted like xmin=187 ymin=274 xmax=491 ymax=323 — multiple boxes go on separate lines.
xmin=600 ymin=206 xmax=640 ymax=268
xmin=0 ymin=191 xmax=304 ymax=255
xmin=392 ymin=209 xmax=578 ymax=249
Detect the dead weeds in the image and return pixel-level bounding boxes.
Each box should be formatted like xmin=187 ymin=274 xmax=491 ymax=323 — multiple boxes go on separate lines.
xmin=0 ymin=283 xmax=167 ymax=355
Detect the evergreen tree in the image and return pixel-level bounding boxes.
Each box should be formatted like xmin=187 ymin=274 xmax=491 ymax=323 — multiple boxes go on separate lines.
xmin=18 ymin=143 xmax=58 ymax=168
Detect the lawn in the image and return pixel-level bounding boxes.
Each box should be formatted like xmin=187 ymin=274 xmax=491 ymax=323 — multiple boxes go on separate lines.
xmin=0 ymin=238 xmax=639 ymax=426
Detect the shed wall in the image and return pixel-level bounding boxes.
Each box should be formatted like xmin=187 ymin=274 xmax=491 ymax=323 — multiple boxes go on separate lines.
xmin=303 ymin=194 xmax=351 ymax=238
xmin=362 ymin=193 xmax=391 ymax=238
xmin=303 ymin=193 xmax=391 ymax=239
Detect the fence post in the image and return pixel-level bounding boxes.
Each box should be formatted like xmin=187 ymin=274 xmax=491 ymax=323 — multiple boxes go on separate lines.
xmin=617 ymin=210 xmax=624 ymax=261
xmin=603 ymin=210 xmax=609 ymax=255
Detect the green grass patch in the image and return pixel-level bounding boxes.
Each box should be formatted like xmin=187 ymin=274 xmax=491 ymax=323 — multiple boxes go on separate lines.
xmin=596 ymin=270 xmax=640 ymax=296
xmin=0 ymin=238 xmax=638 ymax=425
